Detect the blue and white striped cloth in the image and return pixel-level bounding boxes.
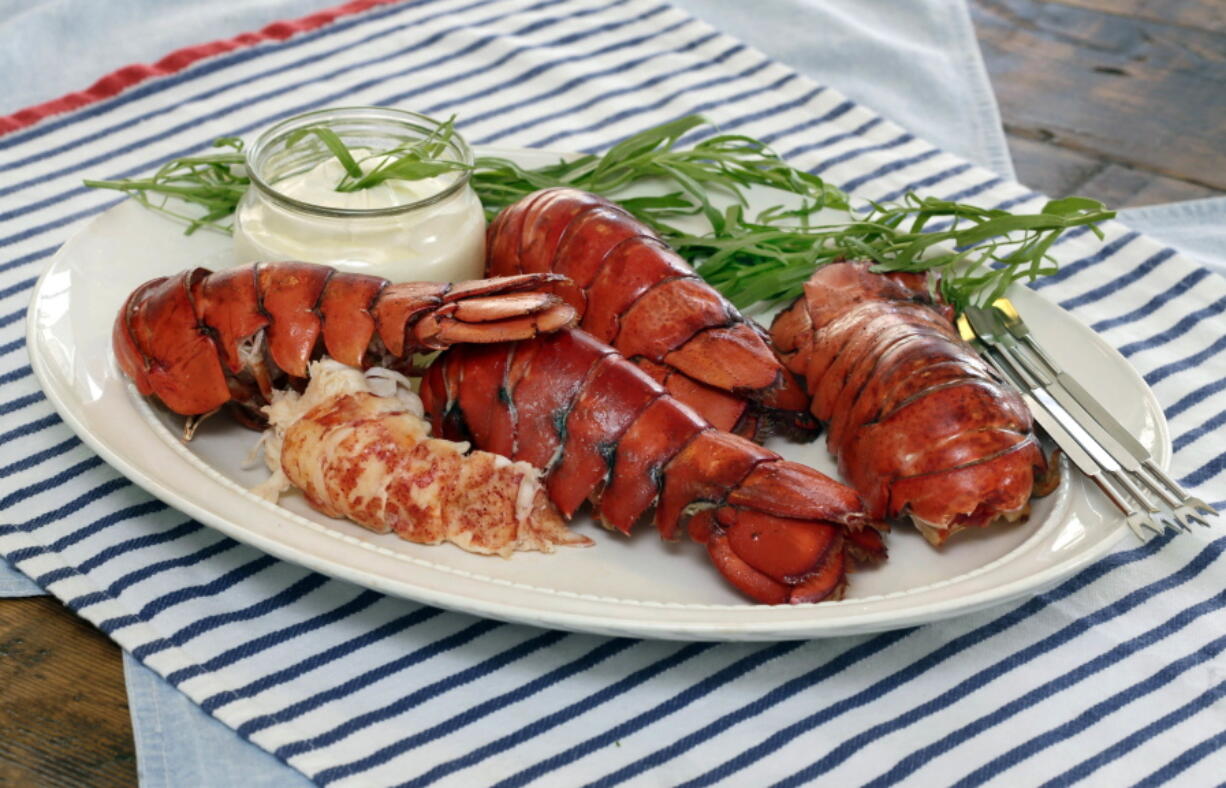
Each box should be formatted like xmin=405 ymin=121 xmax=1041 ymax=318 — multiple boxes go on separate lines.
xmin=2 ymin=1 xmax=1224 ymax=785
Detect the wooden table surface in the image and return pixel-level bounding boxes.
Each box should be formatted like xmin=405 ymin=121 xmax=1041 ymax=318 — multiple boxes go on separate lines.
xmin=2 ymin=1 xmax=1223 ymax=785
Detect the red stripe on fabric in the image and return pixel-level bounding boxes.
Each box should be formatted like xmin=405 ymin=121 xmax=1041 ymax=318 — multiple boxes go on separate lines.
xmin=0 ymin=0 xmax=408 ymax=136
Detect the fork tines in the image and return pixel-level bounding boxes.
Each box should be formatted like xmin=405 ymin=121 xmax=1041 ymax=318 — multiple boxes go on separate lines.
xmin=958 ymin=298 xmax=1218 ymax=542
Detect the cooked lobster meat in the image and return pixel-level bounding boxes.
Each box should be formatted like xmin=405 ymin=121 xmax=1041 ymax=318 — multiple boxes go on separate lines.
xmin=485 ymin=187 xmax=813 ymax=439
xmin=420 ymin=328 xmax=886 ymax=604
xmin=770 ymin=261 xmax=1053 ymax=544
xmin=112 ymin=261 xmax=576 ymax=428
xmin=254 ymin=360 xmax=588 ymax=556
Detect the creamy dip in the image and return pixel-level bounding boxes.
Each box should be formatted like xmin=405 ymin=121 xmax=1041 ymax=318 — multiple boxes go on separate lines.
xmin=233 ymin=151 xmax=486 ymax=283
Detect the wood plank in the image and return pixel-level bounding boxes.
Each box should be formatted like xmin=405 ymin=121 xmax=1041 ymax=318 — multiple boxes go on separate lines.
xmin=1005 ymin=133 xmax=1221 ymax=206
xmin=1044 ymin=0 xmax=1226 ymax=35
xmin=972 ymin=0 xmax=1226 ymax=192
xmin=0 ymin=598 xmax=136 ymax=788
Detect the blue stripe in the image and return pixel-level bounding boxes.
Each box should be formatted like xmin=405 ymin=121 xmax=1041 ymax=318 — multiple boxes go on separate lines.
xmin=132 ymin=571 xmax=331 ymax=659
xmin=0 ymin=365 xmax=32 ymax=386
xmin=129 ymin=552 xmax=276 ymax=621
xmin=474 ymin=45 xmax=750 ymax=146
xmin=580 ymin=632 xmax=913 ymax=788
xmin=597 ymin=535 xmax=1170 ymax=788
xmin=78 ymin=519 xmax=200 ymax=574
xmin=0 ymin=304 xmax=33 ymax=330
xmin=0 ymin=276 xmax=36 ymax=301
xmin=79 ymin=539 xmax=246 ymax=615
xmin=41 ymin=499 xmax=167 ymax=555
xmin=0 ymin=412 xmax=60 ymax=444
xmin=944 ymin=175 xmax=1003 ymax=203
xmin=872 ymin=162 xmax=973 ymax=203
xmin=398 ymin=641 xmax=715 ymax=788
xmin=840 ymin=148 xmax=943 ymax=192
xmin=1179 ymin=452 xmax=1226 ymax=488
xmin=0 ymin=436 xmax=80 ymax=476
xmin=313 ymin=631 xmax=614 ymax=784
xmin=669 ymin=535 xmax=1186 ymax=787
xmin=0 ymin=245 xmax=56 ymax=275
xmin=1058 ymin=247 xmax=1178 ymax=311
xmin=380 ymin=0 xmax=670 ymax=110
xmin=1173 ymin=406 xmax=1226 ymax=453
xmin=811 ymin=131 xmax=912 ymax=175
xmin=528 ymin=58 xmax=781 ymax=150
xmin=955 ymin=633 xmax=1226 ymax=787
xmin=1042 ymin=680 xmax=1226 ymax=787
xmin=1145 ymin=332 xmax=1226 ymax=387
xmin=1031 ymin=231 xmax=1141 ymax=291
xmin=29 ymin=567 xmax=70 ymax=587
xmin=238 ymin=617 xmax=503 ymax=737
xmin=0 ymin=0 xmax=469 ymax=177
xmin=1134 ymin=727 xmax=1226 ymax=786
xmin=758 ymin=99 xmax=856 ymax=146
xmin=1166 ymin=377 xmax=1226 ymax=420
xmin=464 ymin=25 xmax=719 ymax=139
xmin=0 ymin=0 xmax=428 ymax=152
xmin=1120 ymin=294 xmax=1226 ymax=359
xmin=6 ymin=468 xmax=121 ymax=522
xmin=0 ymin=0 xmax=578 ymax=234
xmin=0 ymin=336 xmax=26 ymax=358
xmin=66 ymin=537 xmax=239 ymax=609
xmin=288 ymin=629 xmax=575 ymax=764
xmin=871 ymin=592 xmax=1226 ymax=787
xmin=166 ymin=588 xmax=383 ymax=685
xmin=202 ymin=604 xmax=444 ymax=712
xmin=675 ymin=86 xmax=827 ymax=149
xmin=583 ymin=69 xmax=803 ymax=156
xmin=398 ymin=4 xmax=679 ymax=112
xmin=782 ymin=116 xmax=885 ymax=160
xmin=1092 ymin=268 xmax=1210 ymax=334
xmin=0 ymin=198 xmax=121 ymax=251
xmin=767 ymin=536 xmax=1225 ymax=788
xmin=93 ymin=613 xmax=142 ymax=632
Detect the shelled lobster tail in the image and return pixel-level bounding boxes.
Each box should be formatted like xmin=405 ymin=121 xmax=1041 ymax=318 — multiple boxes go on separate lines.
xmin=485 ymin=187 xmax=815 ymax=440
xmin=113 ymin=261 xmax=576 ymax=424
xmin=770 ymin=261 xmax=1054 ymax=545
xmin=420 ymin=328 xmax=885 ymax=604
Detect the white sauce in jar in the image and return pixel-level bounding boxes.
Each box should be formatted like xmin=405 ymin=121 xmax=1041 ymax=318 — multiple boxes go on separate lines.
xmin=233 ymin=151 xmax=486 ymax=283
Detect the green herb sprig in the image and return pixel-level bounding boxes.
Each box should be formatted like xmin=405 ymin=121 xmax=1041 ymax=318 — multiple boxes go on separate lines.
xmin=83 ymin=137 xmax=249 ymax=235
xmin=83 ymin=114 xmax=1114 ymax=311
xmin=468 ymin=116 xmax=1112 ymax=312
xmin=283 ymin=116 xmax=469 ymax=192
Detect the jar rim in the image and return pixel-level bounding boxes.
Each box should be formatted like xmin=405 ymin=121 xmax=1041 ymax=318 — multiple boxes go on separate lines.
xmin=245 ymin=106 xmax=475 ymax=218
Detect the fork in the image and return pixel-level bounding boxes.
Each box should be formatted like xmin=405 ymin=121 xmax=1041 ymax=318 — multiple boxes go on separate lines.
xmin=957 ymin=299 xmax=1218 ymax=541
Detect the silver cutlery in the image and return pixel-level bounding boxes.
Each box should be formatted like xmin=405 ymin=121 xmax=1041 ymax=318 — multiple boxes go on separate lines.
xmin=957 ymin=298 xmax=1217 ymax=541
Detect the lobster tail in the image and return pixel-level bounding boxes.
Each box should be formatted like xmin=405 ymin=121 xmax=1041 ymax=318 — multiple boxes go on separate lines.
xmin=421 ymin=328 xmax=883 ymax=604
xmin=113 ymin=262 xmax=576 ymax=421
xmin=485 ymin=187 xmax=815 ymax=439
xmin=770 ymin=261 xmax=1050 ymax=544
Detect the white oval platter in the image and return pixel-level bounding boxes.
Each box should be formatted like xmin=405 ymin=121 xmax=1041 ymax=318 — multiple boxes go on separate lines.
xmin=26 ymin=149 xmax=1169 ymax=640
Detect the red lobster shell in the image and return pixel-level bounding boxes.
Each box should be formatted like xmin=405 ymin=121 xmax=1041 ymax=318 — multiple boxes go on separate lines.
xmin=485 ymin=187 xmax=813 ymax=439
xmin=770 ymin=261 xmax=1051 ymax=544
xmin=113 ymin=261 xmax=575 ymax=424
xmin=420 ymin=327 xmax=886 ymax=604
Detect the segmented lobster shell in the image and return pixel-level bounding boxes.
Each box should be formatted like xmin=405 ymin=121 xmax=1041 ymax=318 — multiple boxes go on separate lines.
xmin=113 ymin=261 xmax=575 ymax=420
xmin=420 ymin=328 xmax=885 ymax=604
xmin=485 ymin=187 xmax=814 ymax=439
xmin=770 ymin=261 xmax=1049 ymax=543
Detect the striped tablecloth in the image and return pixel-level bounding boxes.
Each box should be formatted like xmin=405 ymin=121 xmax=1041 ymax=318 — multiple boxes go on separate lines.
xmin=2 ymin=1 xmax=1223 ymax=785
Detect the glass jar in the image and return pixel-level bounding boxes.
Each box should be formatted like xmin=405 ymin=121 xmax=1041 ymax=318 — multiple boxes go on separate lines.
xmin=233 ymin=106 xmax=486 ymax=283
